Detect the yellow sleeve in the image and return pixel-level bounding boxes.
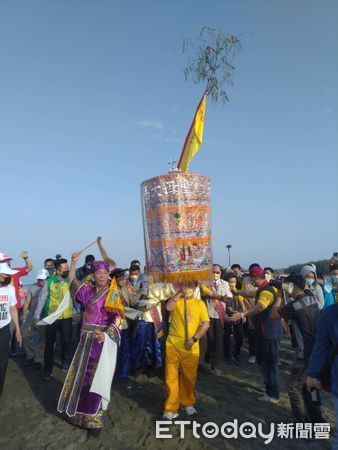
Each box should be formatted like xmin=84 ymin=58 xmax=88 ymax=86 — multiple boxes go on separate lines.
xmin=257 ymin=290 xmax=275 ymax=310
xmin=236 ymin=294 xmax=245 ymax=303
xmin=199 ymin=300 xmax=210 ymax=322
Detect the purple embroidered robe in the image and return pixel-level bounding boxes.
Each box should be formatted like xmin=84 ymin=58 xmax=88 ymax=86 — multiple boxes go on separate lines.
xmin=57 ymin=281 xmax=122 ymax=429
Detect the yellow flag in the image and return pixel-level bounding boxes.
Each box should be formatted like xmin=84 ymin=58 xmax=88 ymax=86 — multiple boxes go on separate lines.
xmin=177 ymin=94 xmax=206 ymax=172
xmin=104 ymin=277 xmax=125 ymax=317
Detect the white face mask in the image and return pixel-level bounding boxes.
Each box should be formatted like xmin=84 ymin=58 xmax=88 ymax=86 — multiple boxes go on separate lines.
xmin=305 ymin=278 xmax=315 ymax=286
xmin=264 ymin=273 xmax=272 ymax=282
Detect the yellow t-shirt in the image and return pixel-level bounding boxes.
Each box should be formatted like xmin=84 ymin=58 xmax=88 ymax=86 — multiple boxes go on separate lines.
xmin=167 ymin=297 xmax=209 ymax=354
xmin=257 ymin=286 xmax=278 ymax=310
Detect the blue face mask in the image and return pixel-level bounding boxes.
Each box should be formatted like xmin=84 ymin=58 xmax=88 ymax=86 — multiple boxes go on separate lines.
xmin=305 ymin=278 xmax=315 ymax=286
xmin=331 ymin=276 xmax=338 ymax=285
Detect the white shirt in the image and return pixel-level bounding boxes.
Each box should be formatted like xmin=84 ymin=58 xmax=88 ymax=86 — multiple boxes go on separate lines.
xmin=206 ymin=279 xmax=232 ymax=319
xmin=0 ymin=284 xmax=17 ymax=329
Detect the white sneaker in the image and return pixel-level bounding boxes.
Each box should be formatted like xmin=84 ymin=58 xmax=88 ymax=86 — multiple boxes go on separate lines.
xmin=257 ymin=394 xmax=272 ymax=402
xmin=248 ymin=356 xmax=256 ymax=364
xmin=270 ymin=397 xmax=280 ymax=404
xmin=162 ymin=411 xmax=179 ymax=420
xmin=185 ymin=406 xmax=197 ymax=416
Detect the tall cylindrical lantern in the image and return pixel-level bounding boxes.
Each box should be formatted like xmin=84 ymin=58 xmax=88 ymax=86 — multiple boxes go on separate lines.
xmin=141 ymin=172 xmax=212 ymax=284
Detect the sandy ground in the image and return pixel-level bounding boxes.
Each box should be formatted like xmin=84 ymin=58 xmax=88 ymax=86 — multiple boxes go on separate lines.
xmin=0 ymin=337 xmax=335 ymax=450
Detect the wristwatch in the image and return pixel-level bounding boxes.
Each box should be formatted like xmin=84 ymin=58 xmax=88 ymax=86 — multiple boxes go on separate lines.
xmin=192 ymin=336 xmax=198 ymax=343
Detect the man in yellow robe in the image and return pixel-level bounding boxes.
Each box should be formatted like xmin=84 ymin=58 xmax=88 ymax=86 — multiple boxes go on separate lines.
xmin=163 ymin=283 xmax=209 ymax=419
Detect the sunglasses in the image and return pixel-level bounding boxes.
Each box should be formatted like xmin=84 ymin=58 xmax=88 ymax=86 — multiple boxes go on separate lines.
xmin=213 ymin=271 xmax=221 ymax=274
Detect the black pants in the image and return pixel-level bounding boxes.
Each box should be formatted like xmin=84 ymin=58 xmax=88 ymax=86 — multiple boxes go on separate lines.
xmin=205 ymin=318 xmax=224 ymax=368
xmin=44 ymin=318 xmax=73 ymax=373
xmin=243 ymin=320 xmax=256 ymax=357
xmin=255 ymin=337 xmax=280 ymax=399
xmin=224 ymin=321 xmax=244 ymax=358
xmin=287 ymin=358 xmax=324 ymax=422
xmin=0 ymin=324 xmax=11 ymax=396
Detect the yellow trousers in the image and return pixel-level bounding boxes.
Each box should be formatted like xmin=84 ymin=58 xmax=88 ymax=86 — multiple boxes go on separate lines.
xmin=164 ymin=342 xmax=200 ymax=413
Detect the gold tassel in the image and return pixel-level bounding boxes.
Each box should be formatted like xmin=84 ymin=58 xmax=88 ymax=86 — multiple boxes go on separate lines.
xmin=150 ymin=269 xmax=212 ymax=285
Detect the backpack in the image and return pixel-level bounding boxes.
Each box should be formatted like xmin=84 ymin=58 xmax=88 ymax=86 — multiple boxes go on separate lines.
xmin=319 ymin=343 xmax=338 ymax=392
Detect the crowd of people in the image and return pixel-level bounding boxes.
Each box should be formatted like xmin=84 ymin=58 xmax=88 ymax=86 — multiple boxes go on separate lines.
xmin=0 ymin=238 xmax=337 ymax=447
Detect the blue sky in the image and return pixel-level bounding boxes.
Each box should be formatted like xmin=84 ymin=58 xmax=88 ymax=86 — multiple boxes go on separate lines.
xmin=1 ymin=0 xmax=337 ymax=280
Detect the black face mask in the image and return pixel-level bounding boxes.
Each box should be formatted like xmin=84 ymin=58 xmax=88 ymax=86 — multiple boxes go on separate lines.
xmin=46 ymin=266 xmax=54 ymax=275
xmin=61 ymin=271 xmax=69 ymax=279
xmin=1 ymin=277 xmax=11 ymax=286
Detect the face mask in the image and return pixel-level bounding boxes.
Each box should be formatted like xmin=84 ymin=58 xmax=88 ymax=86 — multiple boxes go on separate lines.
xmin=46 ymin=266 xmax=54 ymax=275
xmin=1 ymin=277 xmax=11 ymax=286
xmin=264 ymin=273 xmax=272 ymax=282
xmin=86 ymin=264 xmax=92 ymax=270
xmin=61 ymin=271 xmax=69 ymax=279
xmin=130 ymin=275 xmax=138 ymax=282
xmin=305 ymin=278 xmax=315 ymax=286
xmin=331 ymin=276 xmax=338 ymax=286
xmin=213 ymin=273 xmax=221 ymax=281
xmin=183 ymin=288 xmax=194 ymax=299
xmin=229 ymin=282 xmax=237 ymax=289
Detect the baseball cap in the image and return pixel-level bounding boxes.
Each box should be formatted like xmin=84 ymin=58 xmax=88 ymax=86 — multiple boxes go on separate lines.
xmin=0 ymin=262 xmax=18 ymax=275
xmin=0 ymin=252 xmax=12 ymax=263
xmin=249 ymin=266 xmax=265 ymax=278
xmin=36 ymin=269 xmax=49 ymax=280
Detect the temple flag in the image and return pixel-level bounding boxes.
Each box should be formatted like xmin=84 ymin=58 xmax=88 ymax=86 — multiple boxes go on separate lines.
xmin=177 ymin=94 xmax=206 ymax=172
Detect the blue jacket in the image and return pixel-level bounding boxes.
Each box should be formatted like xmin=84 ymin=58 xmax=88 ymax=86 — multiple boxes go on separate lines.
xmin=307 ymin=303 xmax=338 ymax=396
xmin=322 ymin=284 xmax=335 ymax=309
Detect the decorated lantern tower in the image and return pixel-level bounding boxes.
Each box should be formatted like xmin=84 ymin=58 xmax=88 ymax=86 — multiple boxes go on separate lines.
xmin=141 ymin=171 xmax=212 ymax=284
xmin=140 ymin=29 xmax=240 ymax=285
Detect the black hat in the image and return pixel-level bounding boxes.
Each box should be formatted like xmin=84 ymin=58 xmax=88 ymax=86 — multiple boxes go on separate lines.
xmin=85 ymin=255 xmax=95 ymax=263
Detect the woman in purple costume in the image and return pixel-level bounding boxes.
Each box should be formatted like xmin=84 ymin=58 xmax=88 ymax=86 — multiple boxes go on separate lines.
xmin=58 ymin=252 xmax=123 ymax=438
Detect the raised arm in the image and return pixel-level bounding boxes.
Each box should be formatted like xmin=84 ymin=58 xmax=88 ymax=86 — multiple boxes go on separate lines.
xmin=97 ymin=236 xmax=116 ymax=267
xmin=69 ymin=251 xmax=81 ymax=284
xmin=20 ymin=251 xmax=33 ymax=273
xmin=165 ymin=289 xmax=182 ymax=312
